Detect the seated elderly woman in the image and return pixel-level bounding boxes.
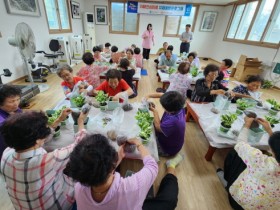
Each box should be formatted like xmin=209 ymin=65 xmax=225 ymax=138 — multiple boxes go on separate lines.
xmin=232 ymin=75 xmax=263 ymax=102
xmin=93 ymin=69 xmax=134 ymax=100
xmin=0 ymin=109 xmax=89 ymax=209
xmin=125 ymin=48 xmax=137 ymax=69
xmin=216 ymin=117 xmax=280 ymax=209
xmin=63 ymin=132 xmax=182 ymax=210
xmin=57 ymin=64 xmax=93 ymax=98
xmin=0 ymin=85 xmax=22 ymax=159
xmin=191 ymin=64 xmax=230 ymax=102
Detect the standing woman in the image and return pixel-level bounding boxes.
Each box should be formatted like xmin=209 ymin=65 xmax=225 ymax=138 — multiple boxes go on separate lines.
xmin=142 ymin=23 xmax=155 ymax=60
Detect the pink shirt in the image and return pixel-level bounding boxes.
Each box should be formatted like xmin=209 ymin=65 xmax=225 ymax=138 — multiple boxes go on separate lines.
xmin=74 ymin=156 xmax=158 ymax=210
xmin=133 ymin=54 xmax=143 ymax=68
xmin=142 ymin=30 xmax=155 ymax=49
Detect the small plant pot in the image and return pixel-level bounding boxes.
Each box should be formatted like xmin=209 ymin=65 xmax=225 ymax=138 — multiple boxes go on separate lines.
xmin=248 ymin=128 xmax=265 ymax=143
xmin=61 ymin=116 xmax=69 ymax=126
xmin=73 ymin=117 xmax=89 ymax=133
xmin=46 ymin=110 xmax=55 ymax=117
xmin=269 ymin=108 xmax=279 ymax=116
xmin=100 ymin=102 xmax=107 ymax=111
xmin=139 ymin=135 xmax=150 ymax=145
xmin=236 ymin=107 xmax=244 ymax=115
xmin=53 ymin=126 xmax=61 ymax=138
xmin=219 ymin=123 xmax=231 ymax=133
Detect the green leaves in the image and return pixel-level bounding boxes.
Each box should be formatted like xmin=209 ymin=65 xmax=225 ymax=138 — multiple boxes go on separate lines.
xmin=220 ymin=113 xmax=237 ymax=127
xmin=262 ymin=80 xmax=273 ymax=89
xmin=47 ymin=106 xmax=67 ymax=125
xmin=135 ymin=110 xmax=154 ymax=144
xmin=190 ymin=66 xmax=199 ymax=77
xmin=72 ymin=95 xmax=86 ymax=107
xmin=96 ymin=91 xmax=109 ymax=104
xmin=265 ymin=115 xmax=280 ymax=125
xmin=236 ymin=99 xmax=254 ymax=110
xmin=167 ymin=67 xmax=176 ymax=75
xmin=266 ymin=99 xmax=280 ymax=110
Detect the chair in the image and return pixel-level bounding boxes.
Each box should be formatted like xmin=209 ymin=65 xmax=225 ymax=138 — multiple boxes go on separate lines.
xmin=36 ymin=39 xmax=64 ymax=72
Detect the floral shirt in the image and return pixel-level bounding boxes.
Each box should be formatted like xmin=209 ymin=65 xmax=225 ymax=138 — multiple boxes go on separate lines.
xmin=167 ymin=73 xmax=192 ymax=98
xmin=77 ymin=64 xmax=109 ymax=89
xmin=230 ymin=128 xmax=280 ymax=209
xmin=232 ymin=85 xmax=261 ymax=100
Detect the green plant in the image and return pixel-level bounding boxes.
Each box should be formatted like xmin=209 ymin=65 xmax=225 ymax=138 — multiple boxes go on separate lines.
xmin=265 ymin=115 xmax=280 ymax=125
xmin=72 ymin=95 xmax=86 ymax=107
xmin=190 ymin=66 xmax=199 ymax=77
xmin=220 ymin=113 xmax=237 ymax=128
xmin=236 ymin=99 xmax=254 ymax=110
xmin=167 ymin=67 xmax=176 ymax=75
xmin=47 ymin=106 xmax=67 ymax=125
xmin=96 ymin=91 xmax=109 ymax=105
xmin=261 ymin=80 xmax=274 ymax=89
xmin=266 ymin=99 xmax=280 ymax=110
xmin=135 ymin=110 xmax=154 ymax=144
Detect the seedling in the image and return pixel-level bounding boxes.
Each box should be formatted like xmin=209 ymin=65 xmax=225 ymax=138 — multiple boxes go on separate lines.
xmin=96 ymin=91 xmax=109 ymax=106
xmin=220 ymin=113 xmax=237 ymax=133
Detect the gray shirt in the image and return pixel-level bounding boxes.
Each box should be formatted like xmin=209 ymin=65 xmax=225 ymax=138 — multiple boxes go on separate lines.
xmin=180 ymin=31 xmax=193 ymax=43
xmin=159 ymin=58 xmax=176 ymax=67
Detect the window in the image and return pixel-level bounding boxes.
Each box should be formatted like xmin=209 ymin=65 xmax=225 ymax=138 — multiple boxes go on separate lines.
xmin=44 ymin=0 xmax=72 ymax=33
xmin=225 ymin=0 xmax=280 ymax=48
xmin=163 ymin=6 xmax=198 ymax=37
xmin=109 ymin=1 xmax=139 ymax=34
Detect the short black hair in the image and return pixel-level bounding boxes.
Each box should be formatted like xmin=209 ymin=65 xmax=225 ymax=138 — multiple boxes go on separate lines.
xmin=188 ymin=52 xmax=196 ymax=58
xmin=105 ymin=42 xmax=111 ymax=48
xmin=92 ymin=46 xmax=101 ymax=52
xmin=106 ymin=69 xmax=122 ymax=81
xmin=147 ymin=23 xmax=152 ymax=30
xmin=186 ymin=24 xmax=191 ymax=27
xmin=0 ymin=85 xmax=21 ymax=106
xmin=63 ymin=134 xmax=118 ymax=187
xmin=111 ymin=46 xmax=118 ymax=53
xmin=223 ymin=59 xmax=233 ymax=68
xmin=245 ymin=75 xmax=264 ymax=85
xmin=82 ymin=52 xmax=94 ymax=65
xmin=203 ymin=64 xmax=219 ymax=77
xmin=178 ymin=62 xmax=190 ymax=74
xmin=0 ymin=111 xmax=51 ymax=151
xmin=119 ymin=58 xmax=130 ymax=70
xmin=57 ymin=64 xmax=73 ymax=77
xmin=165 ymin=50 xmax=172 ymax=55
xmin=126 ymin=49 xmax=134 ymax=55
xmin=160 ymin=91 xmax=185 ymax=113
xmin=167 ymin=45 xmax=174 ymax=51
xmin=134 ymin=47 xmax=141 ymax=54
xmin=268 ymin=131 xmax=280 ymax=163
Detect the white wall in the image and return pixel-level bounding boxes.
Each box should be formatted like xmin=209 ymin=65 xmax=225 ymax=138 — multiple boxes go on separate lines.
xmin=0 ymin=0 xmax=85 ymax=83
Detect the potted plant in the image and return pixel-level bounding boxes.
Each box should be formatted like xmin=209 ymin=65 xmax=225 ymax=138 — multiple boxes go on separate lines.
xmin=266 ymin=99 xmax=280 ymax=116
xmin=48 ymin=116 xmax=61 ymax=138
xmin=261 ymin=80 xmax=273 ymax=89
xmin=46 ymin=106 xmax=68 ymax=126
xmin=236 ymin=99 xmax=253 ymax=115
xmin=265 ymin=115 xmax=280 ymax=128
xmin=220 ymin=113 xmax=237 ymax=133
xmin=167 ymin=67 xmax=176 ymax=75
xmin=71 ymin=111 xmax=89 ymax=133
xmin=135 ymin=110 xmax=154 ymax=144
xmin=190 ymin=66 xmax=199 ymax=77
xmin=70 ymin=95 xmax=86 ymax=108
xmin=96 ymin=91 xmax=109 ymax=111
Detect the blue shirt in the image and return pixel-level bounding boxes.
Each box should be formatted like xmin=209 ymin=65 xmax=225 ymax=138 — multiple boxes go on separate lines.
xmin=0 ymin=108 xmax=22 ymax=159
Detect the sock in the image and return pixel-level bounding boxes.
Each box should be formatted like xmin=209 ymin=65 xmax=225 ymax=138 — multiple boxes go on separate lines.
xmin=166 ymin=154 xmax=184 ymax=169
xmin=216 ymin=169 xmax=227 ymax=187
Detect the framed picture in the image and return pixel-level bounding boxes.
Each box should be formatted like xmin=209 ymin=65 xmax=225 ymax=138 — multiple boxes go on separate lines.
xmin=200 ymin=11 xmax=218 ymax=32
xmin=71 ymin=1 xmax=81 ymax=19
xmin=4 ymin=0 xmax=40 ymax=17
xmin=94 ymin=5 xmax=108 ymax=25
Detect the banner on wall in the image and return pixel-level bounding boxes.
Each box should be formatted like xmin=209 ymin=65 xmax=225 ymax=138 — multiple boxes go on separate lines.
xmin=127 ymin=1 xmax=192 ymax=16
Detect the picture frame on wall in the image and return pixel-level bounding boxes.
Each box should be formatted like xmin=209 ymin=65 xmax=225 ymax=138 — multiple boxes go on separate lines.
xmin=94 ymin=5 xmax=108 ymax=25
xmin=200 ymin=11 xmax=218 ymax=32
xmin=4 ymin=0 xmax=40 ymax=17
xmin=71 ymin=1 xmax=81 ymax=19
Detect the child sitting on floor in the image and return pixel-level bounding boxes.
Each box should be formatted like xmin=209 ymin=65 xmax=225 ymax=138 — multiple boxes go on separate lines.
xmin=133 ymin=47 xmax=143 ymax=69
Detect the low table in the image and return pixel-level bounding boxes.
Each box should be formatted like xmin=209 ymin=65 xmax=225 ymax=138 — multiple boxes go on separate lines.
xmin=100 ymin=68 xmax=141 ymax=90
xmin=44 ymin=100 xmax=159 ymax=161
xmin=186 ymin=102 xmax=275 ymax=161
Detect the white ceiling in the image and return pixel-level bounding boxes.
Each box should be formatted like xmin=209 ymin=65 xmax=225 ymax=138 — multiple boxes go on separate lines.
xmin=143 ymin=0 xmax=236 ymax=5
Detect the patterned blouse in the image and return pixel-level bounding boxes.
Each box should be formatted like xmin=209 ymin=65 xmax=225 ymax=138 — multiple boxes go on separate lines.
xmin=77 ymin=64 xmax=109 ymax=89
xmin=167 ymin=73 xmax=192 ymax=98
xmin=232 ymin=85 xmax=261 ymax=101
xmin=191 ymin=78 xmax=228 ymax=102
xmin=230 ymin=128 xmax=280 ymax=209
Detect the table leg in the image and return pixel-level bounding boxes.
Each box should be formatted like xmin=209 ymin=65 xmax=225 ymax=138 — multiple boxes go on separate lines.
xmin=158 ymin=76 xmax=161 ymax=82
xmin=205 ymin=146 xmax=217 ymax=161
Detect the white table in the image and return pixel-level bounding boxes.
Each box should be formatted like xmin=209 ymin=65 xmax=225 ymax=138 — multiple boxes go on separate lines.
xmin=157 ymin=70 xmax=204 ymax=89
xmin=44 ymin=100 xmax=159 ymax=161
xmin=186 ymin=102 xmax=278 ymax=161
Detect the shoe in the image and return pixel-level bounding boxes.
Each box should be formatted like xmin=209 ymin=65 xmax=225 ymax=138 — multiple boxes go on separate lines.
xmin=166 ymin=154 xmax=184 ymax=168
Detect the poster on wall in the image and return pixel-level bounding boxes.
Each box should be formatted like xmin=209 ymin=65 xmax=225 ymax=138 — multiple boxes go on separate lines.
xmin=127 ymin=1 xmax=192 ymax=16
xmin=71 ymin=1 xmax=81 ymax=19
xmin=94 ymin=5 xmax=108 ymax=25
xmin=200 ymin=11 xmax=218 ymax=32
xmin=4 ymin=0 xmax=41 ymax=17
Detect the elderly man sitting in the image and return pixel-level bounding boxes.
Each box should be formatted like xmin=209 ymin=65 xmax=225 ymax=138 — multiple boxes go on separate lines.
xmin=158 ymin=50 xmax=176 ymax=69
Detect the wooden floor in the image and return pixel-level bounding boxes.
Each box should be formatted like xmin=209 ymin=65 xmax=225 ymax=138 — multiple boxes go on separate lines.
xmin=1 ymin=57 xmax=280 ymax=210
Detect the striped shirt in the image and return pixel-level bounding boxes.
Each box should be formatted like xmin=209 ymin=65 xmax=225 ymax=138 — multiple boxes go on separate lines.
xmin=0 ymin=130 xmax=87 ymax=210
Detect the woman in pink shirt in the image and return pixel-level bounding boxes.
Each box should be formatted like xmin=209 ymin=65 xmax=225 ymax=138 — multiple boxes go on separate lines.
xmin=64 ymin=134 xmax=183 ymax=210
xmin=142 ymin=23 xmax=155 ymax=60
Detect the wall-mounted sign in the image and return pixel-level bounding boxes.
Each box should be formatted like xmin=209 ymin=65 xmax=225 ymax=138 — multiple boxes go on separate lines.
xmin=127 ymin=1 xmax=192 ymax=16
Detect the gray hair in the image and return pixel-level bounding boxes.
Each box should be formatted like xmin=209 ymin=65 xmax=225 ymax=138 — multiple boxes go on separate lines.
xmin=57 ymin=64 xmax=73 ymax=77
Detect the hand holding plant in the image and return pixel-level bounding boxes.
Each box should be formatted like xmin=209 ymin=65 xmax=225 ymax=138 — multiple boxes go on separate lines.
xmin=58 ymin=108 xmax=72 ymax=122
